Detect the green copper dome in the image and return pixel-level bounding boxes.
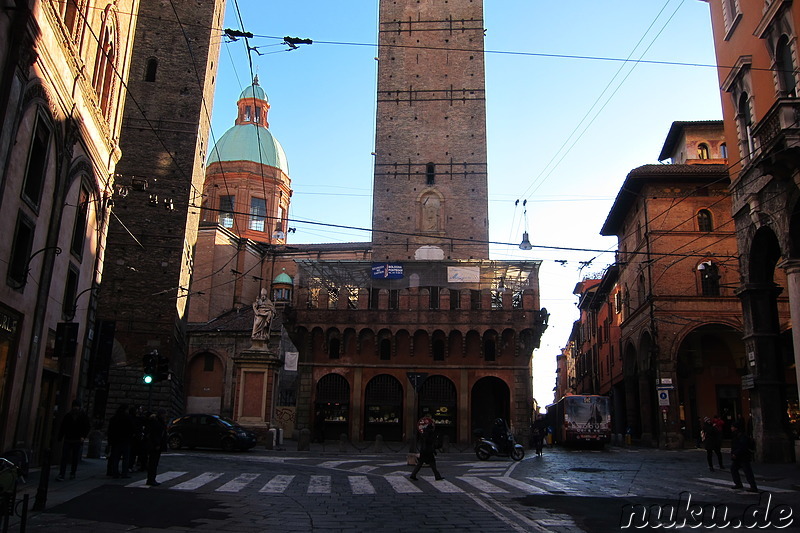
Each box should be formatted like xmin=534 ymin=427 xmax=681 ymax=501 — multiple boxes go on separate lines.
xmin=273 ymin=272 xmax=293 ymax=285
xmin=239 ymin=83 xmax=267 ymax=102
xmin=207 ymin=124 xmax=289 ymax=175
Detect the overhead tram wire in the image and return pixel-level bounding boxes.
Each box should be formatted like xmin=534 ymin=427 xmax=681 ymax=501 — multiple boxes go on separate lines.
xmin=231 ymin=0 xmax=277 ymax=241
xmin=195 ymin=204 xmax=734 ymax=260
xmin=167 ymin=0 xmax=247 ymax=237
xmin=66 ymin=2 xmax=233 ymax=247
xmin=519 ymin=0 xmax=686 ymax=201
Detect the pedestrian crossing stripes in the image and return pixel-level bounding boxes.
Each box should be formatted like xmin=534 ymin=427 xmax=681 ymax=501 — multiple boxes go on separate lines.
xmin=124 ymin=470 xmax=786 ymax=498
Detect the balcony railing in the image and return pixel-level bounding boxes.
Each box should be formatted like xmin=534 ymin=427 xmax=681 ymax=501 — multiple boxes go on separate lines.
xmin=751 ymin=97 xmax=800 ymax=160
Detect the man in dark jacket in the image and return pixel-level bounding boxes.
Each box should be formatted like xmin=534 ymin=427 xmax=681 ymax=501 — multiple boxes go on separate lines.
xmin=145 ymin=409 xmax=168 ymax=486
xmin=730 ymin=422 xmax=758 ymax=492
xmin=55 ymin=400 xmax=90 ymax=481
xmin=107 ymin=403 xmax=134 ymax=478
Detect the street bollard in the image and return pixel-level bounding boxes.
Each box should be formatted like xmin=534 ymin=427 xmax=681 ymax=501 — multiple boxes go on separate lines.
xmin=297 ymin=428 xmax=311 ymax=451
xmin=373 ymin=434 xmax=383 ymax=453
xmin=339 ymin=434 xmax=347 ymax=453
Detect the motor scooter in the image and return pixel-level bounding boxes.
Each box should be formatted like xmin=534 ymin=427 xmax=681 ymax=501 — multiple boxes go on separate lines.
xmin=475 ymin=433 xmax=524 ymax=461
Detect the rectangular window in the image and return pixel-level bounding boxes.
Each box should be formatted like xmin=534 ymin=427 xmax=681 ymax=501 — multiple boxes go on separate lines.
xmin=219 ymin=195 xmax=234 ymax=228
xmin=22 ymin=114 xmax=51 ymax=208
xmin=470 ymin=290 xmax=481 ymax=310
xmin=249 ymin=197 xmax=266 ymax=231
xmin=389 ymin=289 xmax=399 ymax=310
xmin=71 ymin=187 xmax=89 ymax=257
xmin=62 ymin=265 xmax=79 ymax=317
xmin=8 ymin=213 xmax=35 ymax=288
xmin=449 ymin=290 xmax=460 ymax=310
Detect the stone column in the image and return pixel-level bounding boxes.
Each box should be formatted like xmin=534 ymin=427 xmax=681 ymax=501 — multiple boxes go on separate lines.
xmin=779 ymin=259 xmax=800 ymax=409
xmin=737 ymin=282 xmax=794 ymax=462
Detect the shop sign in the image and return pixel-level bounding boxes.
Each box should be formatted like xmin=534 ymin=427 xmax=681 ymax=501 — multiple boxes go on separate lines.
xmin=0 ymin=310 xmax=18 ymax=336
xmin=372 ymin=263 xmax=404 ymax=279
xmin=447 ymin=266 xmax=480 ymax=283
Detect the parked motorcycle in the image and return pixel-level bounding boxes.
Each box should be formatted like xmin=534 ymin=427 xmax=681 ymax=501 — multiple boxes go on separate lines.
xmin=475 ymin=434 xmax=525 ymax=461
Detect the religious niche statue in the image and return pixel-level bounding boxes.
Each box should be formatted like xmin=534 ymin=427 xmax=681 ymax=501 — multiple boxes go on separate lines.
xmin=421 ymin=194 xmax=441 ymax=232
xmin=252 ymin=288 xmax=276 ymax=341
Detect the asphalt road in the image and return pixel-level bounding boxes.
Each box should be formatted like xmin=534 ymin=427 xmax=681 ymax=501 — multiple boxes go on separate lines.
xmin=19 ymin=446 xmax=800 ymax=532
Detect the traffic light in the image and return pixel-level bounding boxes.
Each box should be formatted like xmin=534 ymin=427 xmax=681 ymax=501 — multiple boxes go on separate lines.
xmin=156 ymin=354 xmax=170 ymax=382
xmin=142 ymin=352 xmax=156 ymax=384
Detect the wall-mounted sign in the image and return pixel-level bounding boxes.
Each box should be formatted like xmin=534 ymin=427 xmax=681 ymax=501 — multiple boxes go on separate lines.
xmin=447 ymin=266 xmax=480 ymax=283
xmin=372 ymin=263 xmax=404 ymax=279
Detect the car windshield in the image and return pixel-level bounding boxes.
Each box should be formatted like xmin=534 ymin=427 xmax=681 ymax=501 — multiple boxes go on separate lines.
xmin=217 ymin=417 xmax=236 ymax=428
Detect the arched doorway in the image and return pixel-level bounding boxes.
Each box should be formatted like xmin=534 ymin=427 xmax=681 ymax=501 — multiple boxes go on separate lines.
xmin=471 ymin=377 xmax=509 ymax=437
xmin=676 ymin=324 xmax=745 ymax=442
xmin=363 ymin=374 xmax=403 ymax=441
xmin=418 ymin=375 xmax=457 ymax=442
xmin=315 ymin=373 xmax=350 ymax=440
xmin=741 ymin=225 xmax=795 ymax=460
xmin=186 ymin=352 xmax=224 ymax=414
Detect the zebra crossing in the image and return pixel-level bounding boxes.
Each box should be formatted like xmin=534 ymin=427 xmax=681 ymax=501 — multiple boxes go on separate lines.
xmin=124 ymin=468 xmax=768 ymax=498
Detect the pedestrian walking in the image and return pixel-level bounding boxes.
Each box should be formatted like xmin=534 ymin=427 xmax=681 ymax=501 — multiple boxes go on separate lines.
xmin=314 ymin=409 xmax=326 ymax=444
xmin=145 ymin=409 xmax=168 ymax=486
xmin=410 ymin=422 xmax=443 ymax=481
xmin=531 ymin=414 xmax=546 ymax=456
xmin=107 ymin=404 xmax=134 ymax=478
xmin=55 ymin=400 xmax=90 ymax=481
xmin=730 ymin=422 xmax=758 ymax=492
xmin=702 ymin=416 xmax=724 ymax=471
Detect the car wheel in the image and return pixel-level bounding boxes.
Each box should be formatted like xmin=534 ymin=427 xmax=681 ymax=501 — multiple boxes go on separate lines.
xmin=221 ymin=437 xmax=237 ymax=452
xmin=168 ymin=434 xmax=183 ymax=450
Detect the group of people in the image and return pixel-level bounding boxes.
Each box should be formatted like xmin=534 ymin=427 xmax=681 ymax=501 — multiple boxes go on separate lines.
xmin=105 ymin=404 xmax=169 ymax=486
xmin=701 ymin=414 xmax=758 ymax=492
xmin=56 ymin=400 xmax=169 ymax=487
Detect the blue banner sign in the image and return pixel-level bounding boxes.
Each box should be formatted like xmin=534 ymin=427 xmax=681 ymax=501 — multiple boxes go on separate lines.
xmin=372 ymin=263 xmax=404 ymax=279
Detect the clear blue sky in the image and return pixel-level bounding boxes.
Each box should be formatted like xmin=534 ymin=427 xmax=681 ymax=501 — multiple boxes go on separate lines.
xmin=209 ymin=1 xmax=723 ymax=408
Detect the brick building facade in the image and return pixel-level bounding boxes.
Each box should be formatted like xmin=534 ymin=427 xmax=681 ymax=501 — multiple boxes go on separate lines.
xmin=92 ymin=0 xmax=227 ymax=423
xmin=561 ymin=121 xmax=796 ymax=449
xmin=0 ymin=0 xmax=138 ymax=457
xmin=702 ymin=0 xmax=800 ymax=462
xmin=185 ymin=0 xmax=548 ymax=446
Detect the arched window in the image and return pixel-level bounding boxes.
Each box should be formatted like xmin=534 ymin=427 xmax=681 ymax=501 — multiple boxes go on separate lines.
xmin=697 ymin=209 xmax=713 ymax=232
xmin=699 ymin=262 xmax=721 ymax=296
xmin=776 ymin=34 xmax=796 ymax=97
xmin=93 ymin=9 xmax=117 ymax=116
xmin=426 ymin=162 xmax=435 ymax=185
xmin=144 ymin=58 xmax=158 ymax=82
xmin=720 ymin=143 xmax=728 ymax=159
xmin=328 ymin=337 xmax=340 ymax=359
xmin=63 ymin=0 xmax=80 ymax=37
xmin=637 ymin=273 xmax=647 ymax=307
xmin=738 ymin=92 xmax=754 ymax=160
xmin=697 ymin=143 xmax=710 ymax=159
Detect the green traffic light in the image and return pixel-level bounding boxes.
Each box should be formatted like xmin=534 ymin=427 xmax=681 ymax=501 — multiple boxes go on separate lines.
xmin=143 ymin=375 xmax=153 ymax=384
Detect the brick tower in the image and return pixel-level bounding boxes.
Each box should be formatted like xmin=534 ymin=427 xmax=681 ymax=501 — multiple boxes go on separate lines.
xmin=93 ymin=0 xmax=227 ymax=419
xmin=372 ymin=0 xmax=489 ymax=261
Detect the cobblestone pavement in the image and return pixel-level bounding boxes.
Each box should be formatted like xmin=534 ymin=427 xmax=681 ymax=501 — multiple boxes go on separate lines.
xmin=9 ymin=445 xmax=800 ymax=532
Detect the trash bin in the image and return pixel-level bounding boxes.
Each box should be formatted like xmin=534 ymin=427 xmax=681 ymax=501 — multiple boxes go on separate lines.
xmin=266 ymin=428 xmax=277 ymax=449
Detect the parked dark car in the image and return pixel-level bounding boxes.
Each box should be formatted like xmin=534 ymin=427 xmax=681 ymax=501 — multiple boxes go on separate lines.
xmin=167 ymin=414 xmax=257 ymax=452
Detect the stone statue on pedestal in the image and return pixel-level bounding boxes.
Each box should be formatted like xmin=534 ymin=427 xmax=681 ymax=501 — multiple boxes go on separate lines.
xmin=252 ymin=288 xmax=276 ymax=341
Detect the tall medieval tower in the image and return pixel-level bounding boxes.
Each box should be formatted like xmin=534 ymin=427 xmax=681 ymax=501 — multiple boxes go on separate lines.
xmin=94 ymin=0 xmax=227 ymax=418
xmin=372 ymin=0 xmax=489 ymax=261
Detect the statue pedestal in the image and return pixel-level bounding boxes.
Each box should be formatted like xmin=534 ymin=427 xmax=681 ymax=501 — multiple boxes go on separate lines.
xmin=233 ymin=347 xmax=281 ymax=430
